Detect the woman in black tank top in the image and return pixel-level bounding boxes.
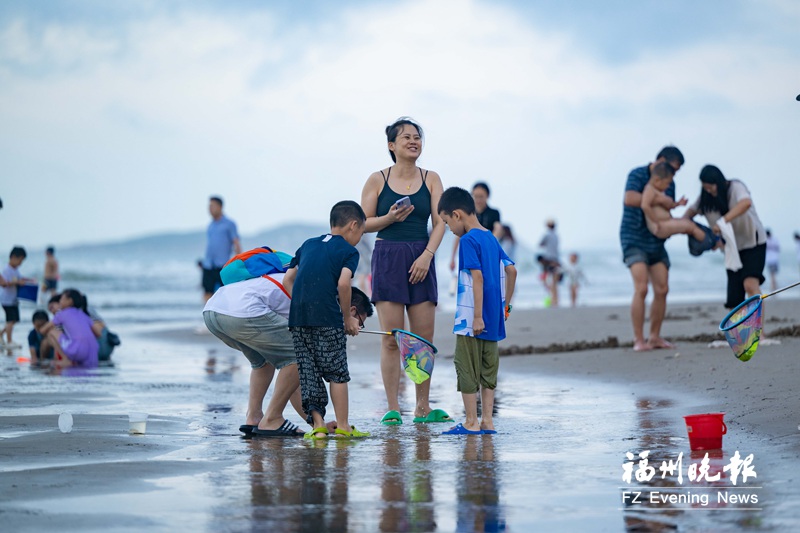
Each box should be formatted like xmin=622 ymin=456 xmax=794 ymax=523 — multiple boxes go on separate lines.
xmin=359 ymin=117 xmax=451 ymax=426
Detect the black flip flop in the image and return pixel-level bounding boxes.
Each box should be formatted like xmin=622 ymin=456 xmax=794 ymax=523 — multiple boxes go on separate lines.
xmin=239 ymin=424 xmax=257 ymax=435
xmin=251 ymin=420 xmax=305 ymax=438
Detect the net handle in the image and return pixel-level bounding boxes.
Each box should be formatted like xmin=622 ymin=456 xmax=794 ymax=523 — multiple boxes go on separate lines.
xmin=719 ymin=279 xmax=800 ymax=331
xmin=360 ymin=329 xmax=438 ymax=353
xmin=761 ymin=279 xmax=800 ymax=300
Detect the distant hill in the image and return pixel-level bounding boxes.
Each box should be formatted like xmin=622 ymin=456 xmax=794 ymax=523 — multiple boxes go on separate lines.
xmin=56 ymin=221 xmax=536 ymax=269
xmin=59 ymin=222 xmax=328 ymax=261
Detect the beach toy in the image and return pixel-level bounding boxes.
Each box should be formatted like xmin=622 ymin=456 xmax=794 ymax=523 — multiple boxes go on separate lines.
xmin=220 ymin=246 xmax=291 ymax=286
xmin=17 ymin=283 xmax=39 ymax=302
xmin=58 ymin=412 xmax=73 ymax=433
xmin=719 ymin=280 xmax=800 ymax=362
xmin=361 ymin=329 xmax=436 ymax=384
xmin=683 ymin=413 xmax=726 ymax=451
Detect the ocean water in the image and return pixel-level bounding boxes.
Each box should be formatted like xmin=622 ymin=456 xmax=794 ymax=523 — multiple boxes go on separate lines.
xmin=14 ymin=236 xmax=799 ymax=329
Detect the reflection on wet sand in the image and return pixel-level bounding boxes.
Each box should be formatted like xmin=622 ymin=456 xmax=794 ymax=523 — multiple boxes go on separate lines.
xmin=457 ymin=435 xmax=505 ymax=533
xmin=239 ymin=430 xmax=510 ymax=532
xmin=246 ymin=437 xmax=352 ymax=532
xmin=379 ymin=431 xmax=436 ymax=532
xmin=204 ymin=349 xmax=240 ymax=380
xmin=623 ymin=397 xmax=684 ymax=531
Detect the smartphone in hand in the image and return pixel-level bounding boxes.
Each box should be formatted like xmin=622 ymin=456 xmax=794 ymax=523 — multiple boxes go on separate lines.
xmin=394 ymin=196 xmax=411 ymax=209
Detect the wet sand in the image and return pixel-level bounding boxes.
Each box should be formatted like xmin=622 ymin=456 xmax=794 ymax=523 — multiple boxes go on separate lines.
xmin=1 ymin=297 xmax=799 ymax=531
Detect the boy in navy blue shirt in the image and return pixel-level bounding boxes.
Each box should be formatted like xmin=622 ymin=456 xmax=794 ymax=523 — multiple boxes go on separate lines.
xmin=283 ymin=200 xmax=373 ymax=439
xmin=438 ymin=187 xmax=517 ymax=435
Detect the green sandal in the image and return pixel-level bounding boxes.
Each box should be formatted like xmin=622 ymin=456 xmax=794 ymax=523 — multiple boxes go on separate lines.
xmin=380 ymin=410 xmax=403 ymax=425
xmin=303 ymin=426 xmax=329 ymax=440
xmin=413 ymin=408 xmax=453 ymax=423
xmin=334 ymin=426 xmax=370 ymax=438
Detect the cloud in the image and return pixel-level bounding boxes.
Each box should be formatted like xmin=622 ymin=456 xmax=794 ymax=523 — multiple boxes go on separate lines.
xmin=1 ymin=0 xmax=799 ymax=253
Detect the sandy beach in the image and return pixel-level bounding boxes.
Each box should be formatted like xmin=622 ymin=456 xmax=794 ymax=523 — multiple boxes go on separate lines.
xmin=2 ymin=297 xmax=799 ymax=531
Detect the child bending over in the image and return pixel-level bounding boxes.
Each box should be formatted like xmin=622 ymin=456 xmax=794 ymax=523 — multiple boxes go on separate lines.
xmin=438 ymin=187 xmax=517 ymax=435
xmin=283 ymin=200 xmax=373 ymax=439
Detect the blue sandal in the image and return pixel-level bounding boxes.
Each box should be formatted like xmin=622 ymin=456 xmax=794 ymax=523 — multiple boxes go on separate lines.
xmin=442 ymin=423 xmax=483 ymax=435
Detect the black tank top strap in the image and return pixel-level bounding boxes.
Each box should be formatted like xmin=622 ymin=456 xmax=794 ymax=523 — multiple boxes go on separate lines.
xmin=375 ymin=166 xmax=432 ymax=242
xmin=381 ymin=168 xmax=390 ymax=183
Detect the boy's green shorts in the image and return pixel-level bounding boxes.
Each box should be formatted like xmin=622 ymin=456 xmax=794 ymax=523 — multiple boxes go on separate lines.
xmin=453 ymin=336 xmax=499 ymax=394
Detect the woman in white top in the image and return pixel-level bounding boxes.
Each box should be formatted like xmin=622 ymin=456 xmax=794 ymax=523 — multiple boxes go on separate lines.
xmin=682 ymin=164 xmax=766 ymax=309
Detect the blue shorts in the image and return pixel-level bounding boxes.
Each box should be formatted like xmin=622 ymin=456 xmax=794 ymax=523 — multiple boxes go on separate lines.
xmin=203 ymin=310 xmax=296 ymax=369
xmin=622 ymin=246 xmax=670 ymax=269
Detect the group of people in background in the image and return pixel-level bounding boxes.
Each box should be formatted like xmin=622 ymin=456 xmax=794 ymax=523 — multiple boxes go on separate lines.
xmin=0 ymin=245 xmax=119 ymax=369
xmin=533 ymin=219 xmax=587 ymax=309
xmin=620 ymin=145 xmax=780 ymax=352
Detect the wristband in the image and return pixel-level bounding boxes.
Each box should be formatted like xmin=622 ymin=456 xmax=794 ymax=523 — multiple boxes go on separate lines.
xmin=424 ymin=248 xmax=435 ymax=256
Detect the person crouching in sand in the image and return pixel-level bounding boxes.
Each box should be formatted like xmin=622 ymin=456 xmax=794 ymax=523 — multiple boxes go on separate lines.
xmin=37 ymin=289 xmax=98 ymax=369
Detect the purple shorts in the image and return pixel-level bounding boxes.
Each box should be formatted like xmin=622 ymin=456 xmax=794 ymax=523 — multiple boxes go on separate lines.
xmin=371 ymin=240 xmax=438 ymax=305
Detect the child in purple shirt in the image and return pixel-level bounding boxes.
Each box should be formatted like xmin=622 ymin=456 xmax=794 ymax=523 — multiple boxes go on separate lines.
xmin=38 ymin=289 xmax=99 ymax=368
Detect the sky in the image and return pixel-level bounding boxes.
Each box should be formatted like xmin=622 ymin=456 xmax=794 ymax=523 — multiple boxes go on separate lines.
xmin=1 ymin=0 xmax=799 ymax=254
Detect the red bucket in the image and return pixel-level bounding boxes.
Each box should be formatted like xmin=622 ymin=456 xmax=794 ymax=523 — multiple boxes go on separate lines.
xmin=683 ymin=413 xmax=727 ymax=451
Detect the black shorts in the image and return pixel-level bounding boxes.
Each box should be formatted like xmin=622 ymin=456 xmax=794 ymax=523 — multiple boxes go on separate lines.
xmin=725 ymin=243 xmax=766 ymax=309
xmin=3 ymin=305 xmax=20 ymax=323
xmin=202 ymin=268 xmax=223 ymax=294
xmin=44 ymin=278 xmax=58 ymax=291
